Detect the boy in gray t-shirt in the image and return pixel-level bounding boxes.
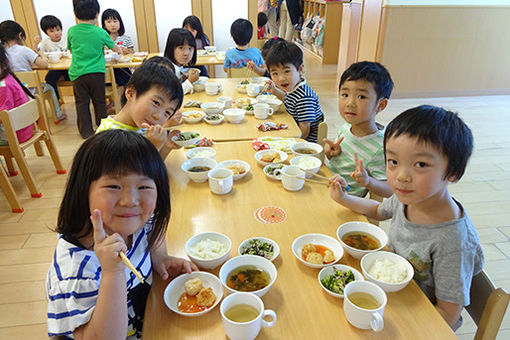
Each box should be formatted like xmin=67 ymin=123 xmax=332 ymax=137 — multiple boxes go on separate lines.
xmin=329 ymin=105 xmax=484 ymax=330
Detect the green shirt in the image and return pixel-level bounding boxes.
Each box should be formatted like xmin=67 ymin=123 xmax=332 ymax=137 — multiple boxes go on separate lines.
xmin=96 ymin=116 xmax=140 ymax=133
xmin=67 ymin=23 xmax=115 ymax=81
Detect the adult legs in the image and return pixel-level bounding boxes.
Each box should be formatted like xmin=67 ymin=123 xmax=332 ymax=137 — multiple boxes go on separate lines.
xmin=267 ymin=8 xmax=279 ymax=37
xmin=278 ymin=1 xmax=288 ymax=40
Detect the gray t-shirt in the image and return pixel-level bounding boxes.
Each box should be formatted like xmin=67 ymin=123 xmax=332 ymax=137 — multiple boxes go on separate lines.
xmin=380 ymin=195 xmax=484 ymax=307
xmin=6 ymin=44 xmax=38 ymax=72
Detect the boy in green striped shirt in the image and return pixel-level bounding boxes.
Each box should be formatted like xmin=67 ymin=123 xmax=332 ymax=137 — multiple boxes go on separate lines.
xmin=324 ymin=62 xmax=394 ymax=198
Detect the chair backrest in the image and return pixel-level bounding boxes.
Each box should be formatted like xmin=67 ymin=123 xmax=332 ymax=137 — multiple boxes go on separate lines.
xmin=0 ymin=99 xmax=39 ymax=131
xmin=14 ymin=71 xmax=44 ymax=95
xmin=227 ymin=67 xmax=258 ymax=79
xmin=466 ymin=270 xmax=510 ymax=340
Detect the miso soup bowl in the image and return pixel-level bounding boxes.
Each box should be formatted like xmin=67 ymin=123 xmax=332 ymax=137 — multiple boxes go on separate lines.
xmin=290 ymin=142 xmax=323 ymax=159
xmin=181 ymin=157 xmax=218 ymax=183
xmin=336 ymin=222 xmax=388 ymax=259
xmin=219 ymin=255 xmax=277 ymax=297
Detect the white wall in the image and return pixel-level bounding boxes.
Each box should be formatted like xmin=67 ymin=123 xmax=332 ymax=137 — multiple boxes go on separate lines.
xmin=154 ymin=0 xmax=192 ymax=52
xmin=0 ymin=0 xmax=14 ymax=23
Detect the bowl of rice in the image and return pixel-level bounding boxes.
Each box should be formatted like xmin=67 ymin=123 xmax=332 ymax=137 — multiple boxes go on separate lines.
xmin=360 ymin=251 xmax=414 ymax=292
xmin=186 ymin=147 xmax=216 ymax=160
xmin=185 ymin=232 xmax=232 ymax=270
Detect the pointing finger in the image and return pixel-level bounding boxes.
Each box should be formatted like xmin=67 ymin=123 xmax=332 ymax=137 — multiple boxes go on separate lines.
xmin=335 ymin=136 xmax=344 ymax=146
xmin=91 ymin=209 xmax=106 ymax=244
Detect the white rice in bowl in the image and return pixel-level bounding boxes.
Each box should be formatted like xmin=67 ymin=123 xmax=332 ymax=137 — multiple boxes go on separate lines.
xmin=188 ymin=238 xmax=228 ymax=260
xmin=368 ymin=258 xmax=408 ymax=283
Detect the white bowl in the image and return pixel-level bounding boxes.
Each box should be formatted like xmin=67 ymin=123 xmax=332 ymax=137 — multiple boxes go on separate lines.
xmin=291 ymin=142 xmax=323 ymax=159
xmin=250 ymin=77 xmax=270 ymax=85
xmin=172 ymin=131 xmax=201 ymax=147
xmin=182 ymin=110 xmax=205 ymax=124
xmin=233 ymin=97 xmax=257 ymax=111
xmin=318 ymin=264 xmax=364 ymax=298
xmin=266 ymin=99 xmax=283 ymax=112
xmin=185 ymin=232 xmax=232 ymax=270
xmin=292 ymin=233 xmax=344 ymax=269
xmin=186 ymin=147 xmax=216 ymax=160
xmin=238 ymin=237 xmax=280 ymax=262
xmin=181 ymin=157 xmax=218 ymax=183
xmin=263 ymin=163 xmax=285 ymax=180
xmin=201 ymin=102 xmax=224 ymax=115
xmin=360 ymin=251 xmax=414 ymax=292
xmin=217 ymin=160 xmax=250 ymax=180
xmin=104 ymin=54 xmax=113 ymax=63
xmin=204 ymin=114 xmax=224 ymax=125
xmin=204 ymin=46 xmax=217 ymax=53
xmin=163 ymin=271 xmax=223 ymax=317
xmin=254 ymin=149 xmax=288 ymax=167
xmin=219 ymin=255 xmax=277 ymax=297
xmin=256 ymin=94 xmax=277 ymax=103
xmin=193 ymin=76 xmax=208 ymax=92
xmin=336 ymin=221 xmax=388 ymax=259
xmin=222 ymin=108 xmax=245 ymax=124
xmin=290 ymin=155 xmax=322 ymax=178
xmin=236 ymin=82 xmax=249 ymax=93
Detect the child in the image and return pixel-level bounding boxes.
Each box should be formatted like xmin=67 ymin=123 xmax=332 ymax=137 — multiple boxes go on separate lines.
xmin=223 ymin=18 xmax=264 ymax=73
xmin=101 ymin=8 xmax=133 ymax=87
xmin=67 ymin=0 xmax=121 ymax=139
xmin=182 ymin=15 xmax=210 ymax=78
xmin=46 ymin=129 xmax=197 ymax=338
xmin=0 ymin=20 xmax=65 ymax=122
xmin=257 ymin=12 xmax=268 ymax=39
xmin=329 ymin=105 xmax=484 ymax=330
xmin=263 ymin=40 xmax=323 ymax=142
xmin=96 ymin=58 xmax=183 ymax=159
xmin=247 ymin=36 xmax=284 ymax=77
xmin=163 ymin=28 xmax=198 ymax=95
xmin=324 ymin=61 xmax=394 ymax=198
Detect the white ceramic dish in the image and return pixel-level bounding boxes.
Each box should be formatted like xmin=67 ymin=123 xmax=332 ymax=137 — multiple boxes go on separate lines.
xmin=172 ymin=131 xmax=201 ymax=147
xmin=238 ymin=237 xmax=280 ymax=262
xmin=290 ymin=155 xmax=322 ymax=178
xmin=217 ymin=160 xmax=251 ymax=180
xmin=186 ymin=147 xmax=216 ymax=160
xmin=360 ymin=251 xmax=414 ymax=293
xmin=181 ymin=157 xmax=217 ymax=183
xmin=336 ymin=221 xmax=388 ymax=259
xmin=256 ymin=94 xmax=277 ymax=103
xmin=182 ymin=110 xmax=205 ymax=124
xmin=318 ymin=264 xmax=364 ymax=298
xmin=201 ymin=102 xmax=224 ymax=115
xmin=204 ymin=46 xmax=217 ymax=53
xmin=250 ymin=77 xmax=270 ymax=85
xmin=185 ymin=232 xmax=232 ymax=270
xmin=236 ymin=82 xmax=249 ymax=94
xmin=222 ymin=108 xmax=245 ymax=124
xmin=263 ymin=163 xmax=285 ymax=180
xmin=233 ymin=97 xmax=257 ymax=109
xmin=163 ymin=271 xmax=223 ymax=317
xmin=266 ymin=99 xmax=283 ymax=113
xmin=204 ymin=114 xmax=224 ymax=125
xmin=193 ymin=76 xmax=208 ymax=92
xmin=291 ymin=142 xmax=323 ymax=159
xmin=291 ymin=233 xmax=344 ymax=269
xmin=254 ymin=149 xmax=288 ymax=167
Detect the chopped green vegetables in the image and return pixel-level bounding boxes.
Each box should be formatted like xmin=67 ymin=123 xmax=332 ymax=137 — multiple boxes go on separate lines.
xmin=206 ymin=114 xmax=221 ymax=121
xmin=240 ymin=79 xmax=250 ymax=85
xmin=241 ymin=239 xmax=274 ymax=260
xmin=321 ymin=268 xmax=355 ymax=295
xmin=176 ymin=132 xmax=200 ymax=141
xmin=243 ymin=104 xmax=254 ymax=111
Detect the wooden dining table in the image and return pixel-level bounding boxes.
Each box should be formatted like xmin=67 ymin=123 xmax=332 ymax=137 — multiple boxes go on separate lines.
xmin=142 ymin=141 xmax=457 ymax=339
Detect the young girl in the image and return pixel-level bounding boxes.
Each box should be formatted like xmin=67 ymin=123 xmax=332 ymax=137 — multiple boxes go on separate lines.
xmin=46 ymin=130 xmax=198 ymax=338
xmin=101 ymin=8 xmax=134 ymax=87
xmin=0 ymin=20 xmax=65 ymax=121
xmin=163 ymin=28 xmax=198 ymax=95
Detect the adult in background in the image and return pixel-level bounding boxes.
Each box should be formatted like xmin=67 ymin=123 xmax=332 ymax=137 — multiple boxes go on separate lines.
xmin=278 ymin=0 xmax=301 ymax=42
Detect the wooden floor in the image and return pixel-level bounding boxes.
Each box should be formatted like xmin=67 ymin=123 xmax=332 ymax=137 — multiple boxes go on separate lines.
xmin=1 ymin=52 xmax=509 ymax=339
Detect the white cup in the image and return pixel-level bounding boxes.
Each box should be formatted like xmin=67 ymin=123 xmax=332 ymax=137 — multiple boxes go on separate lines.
xmin=246 ymin=84 xmax=261 ymax=97
xmin=253 ymin=103 xmax=274 ymax=120
xmin=205 ymin=82 xmax=221 ymax=95
xmin=48 ymin=54 xmax=61 ymax=63
xmin=208 ymin=168 xmax=233 ymax=195
xmin=220 ymin=292 xmax=277 ymax=340
xmin=343 ymin=281 xmax=387 ymax=332
xmin=217 ymin=96 xmax=232 ymax=109
xmin=274 ymin=165 xmax=305 ymax=191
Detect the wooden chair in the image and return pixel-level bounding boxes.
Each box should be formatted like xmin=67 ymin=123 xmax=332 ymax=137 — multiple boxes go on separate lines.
xmin=0 ymin=96 xmax=66 ymax=198
xmin=466 ymin=270 xmax=509 ymax=340
xmin=227 ymin=67 xmax=258 ymax=79
xmin=317 ymin=121 xmax=328 ymax=163
xmin=0 ymin=162 xmax=23 ymax=212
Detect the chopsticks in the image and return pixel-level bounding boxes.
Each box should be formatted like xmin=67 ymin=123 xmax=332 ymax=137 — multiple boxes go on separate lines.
xmin=302 ymin=169 xmax=330 ymax=181
xmin=300 ymin=168 xmax=351 ymax=191
xmin=120 ymin=251 xmax=145 ymax=283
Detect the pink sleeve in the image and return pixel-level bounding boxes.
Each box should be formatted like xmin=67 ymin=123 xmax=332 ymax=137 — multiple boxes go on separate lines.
xmin=0 ymin=86 xmax=15 ymax=111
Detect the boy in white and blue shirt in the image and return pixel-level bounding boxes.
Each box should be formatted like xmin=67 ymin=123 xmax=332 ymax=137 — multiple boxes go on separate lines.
xmin=223 ymin=19 xmax=264 ymax=72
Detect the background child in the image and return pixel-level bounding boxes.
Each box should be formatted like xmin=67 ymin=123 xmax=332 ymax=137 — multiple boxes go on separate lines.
xmin=101 ymin=8 xmax=133 ymax=87
xmin=68 ymin=0 xmax=121 ymax=139
xmin=163 ymin=28 xmax=198 ymax=95
xmin=46 ymin=129 xmax=197 ymax=338
xmin=247 ymin=36 xmax=284 ymax=77
xmin=324 ymin=61 xmax=394 ymax=198
xmin=0 ymin=20 xmax=65 ymax=122
xmin=258 ymin=12 xmax=268 ymax=39
xmin=223 ymin=18 xmax=264 ymax=72
xmin=182 ymin=15 xmax=210 ymax=77
xmin=96 ymin=58 xmax=183 ymax=159
xmin=264 ymin=40 xmax=323 ymax=142
xmin=329 ymin=105 xmax=484 ymax=330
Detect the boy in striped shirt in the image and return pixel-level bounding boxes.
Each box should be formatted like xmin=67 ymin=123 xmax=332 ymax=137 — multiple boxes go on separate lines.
xmin=324 ymin=61 xmax=394 ymax=197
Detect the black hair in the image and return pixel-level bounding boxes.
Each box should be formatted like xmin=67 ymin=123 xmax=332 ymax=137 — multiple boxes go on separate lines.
xmin=339 ymin=61 xmax=394 ymax=100
xmin=120 ymin=58 xmax=184 ymax=112
xmin=0 ymin=20 xmax=26 ymax=43
xmin=101 ymin=8 xmax=125 ymax=36
xmin=40 ymin=15 xmax=62 ymax=33
xmin=182 ymin=15 xmax=209 ymax=48
xmin=230 ymin=18 xmax=253 ymax=46
xmin=384 ymin=105 xmax=473 ymax=181
xmin=73 ymin=0 xmax=100 ymax=21
xmin=56 ymin=130 xmax=171 ymax=250
xmin=163 ymin=28 xmax=197 ymax=66
xmin=0 ymin=44 xmax=35 ymax=99
xmin=261 ymin=36 xmax=284 ymax=59
xmin=265 ymin=40 xmax=303 ymax=72
xmin=257 ymin=12 xmax=268 ymax=28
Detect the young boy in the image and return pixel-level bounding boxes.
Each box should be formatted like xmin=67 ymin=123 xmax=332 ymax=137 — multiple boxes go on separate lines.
xmin=330 ymin=105 xmax=484 ymax=330
xmin=324 ymin=61 xmax=394 ymax=198
xmin=223 ymin=18 xmax=264 ymax=72
xmin=96 ymin=58 xmax=183 ymax=159
xmin=264 ymin=40 xmax=323 ymax=142
xmin=68 ymin=0 xmax=121 ymax=138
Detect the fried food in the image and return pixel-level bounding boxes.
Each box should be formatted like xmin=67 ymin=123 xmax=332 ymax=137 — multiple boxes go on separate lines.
xmin=226 ymin=165 xmax=246 ymax=175
xmin=323 ymin=249 xmax=335 ymax=263
xmin=260 ymin=152 xmax=281 ymax=163
xmin=302 ymin=244 xmax=317 ymax=257
xmin=196 ymin=287 xmax=216 ymax=307
xmin=306 ymin=252 xmax=324 ymax=264
xmin=186 ymin=112 xmax=203 ymax=119
xmin=184 ymin=278 xmax=203 ymax=296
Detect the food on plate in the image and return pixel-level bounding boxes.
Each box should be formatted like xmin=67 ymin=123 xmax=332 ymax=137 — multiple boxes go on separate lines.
xmin=294 ymin=147 xmax=317 ymax=155
xmin=240 ymin=79 xmax=250 ymax=85
xmin=196 ymin=287 xmax=215 ymax=307
xmin=185 ymin=112 xmax=203 ymax=119
xmin=226 ymin=165 xmax=246 ymax=176
xmin=260 ymin=152 xmax=281 ymax=163
xmin=183 ymin=100 xmax=202 ymax=108
xmin=176 ymin=132 xmax=200 ymax=141
xmin=226 ymin=265 xmax=270 ymax=292
xmin=321 ymin=268 xmax=355 ymax=295
xmin=234 ymin=98 xmax=252 ymax=108
xmin=188 ymin=166 xmax=212 ymax=173
xmin=188 ymin=149 xmax=215 ymax=159
xmin=342 ymin=232 xmax=380 ymax=250
xmin=184 ymin=278 xmax=203 ymax=296
xmin=205 ymin=114 xmax=222 ymax=120
xmin=292 ymin=157 xmax=319 ymax=169
xmin=240 ymin=239 xmax=274 ymax=260
xmin=302 ymin=244 xmax=316 ymax=257
xmin=178 ymin=278 xmax=217 ymax=313
xmin=188 ymin=238 xmax=228 ymax=259
xmin=367 ymin=259 xmax=408 ymax=284
xmin=243 ymin=104 xmax=254 ymax=111
xmin=306 ymin=252 xmax=323 ymax=264
xmin=264 ymin=163 xmax=285 ymax=176
xmin=301 ymin=244 xmax=335 ymax=265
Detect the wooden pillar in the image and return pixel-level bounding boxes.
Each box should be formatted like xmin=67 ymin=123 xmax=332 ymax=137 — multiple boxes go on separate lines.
xmin=247 ymin=0 xmax=257 ymax=48
xmin=133 ymin=0 xmax=149 ymax=51
xmin=357 ymin=0 xmax=384 ymax=62
xmin=9 ymin=0 xmax=39 ymax=49
xmin=133 ymin=0 xmax=159 ymax=53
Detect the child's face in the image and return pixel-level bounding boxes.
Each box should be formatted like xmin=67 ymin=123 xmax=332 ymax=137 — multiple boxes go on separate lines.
xmin=105 ymin=18 xmax=120 ymax=34
xmin=45 ymin=26 xmax=62 ymax=42
xmin=385 ymin=134 xmax=453 ymax=208
xmin=88 ymin=173 xmax=157 ymax=241
xmin=126 ymin=86 xmax=179 ymax=128
xmin=184 ymin=25 xmax=197 ymax=38
xmin=269 ymin=63 xmax=303 ymax=92
xmin=174 ymin=43 xmax=194 ymax=65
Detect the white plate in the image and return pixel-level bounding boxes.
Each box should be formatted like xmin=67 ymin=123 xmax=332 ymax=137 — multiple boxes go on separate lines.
xmin=182 ymin=111 xmax=205 ymax=124
xmin=292 ymin=233 xmax=344 ymax=269
xmin=318 ymin=264 xmax=364 ymax=298
xmin=204 ymin=114 xmax=224 ymax=125
xmin=218 ymin=160 xmax=251 ymax=180
xmin=254 ymin=149 xmax=288 ymax=167
xmin=263 ymin=163 xmax=285 ymax=180
xmin=172 ymin=132 xmax=201 ymax=147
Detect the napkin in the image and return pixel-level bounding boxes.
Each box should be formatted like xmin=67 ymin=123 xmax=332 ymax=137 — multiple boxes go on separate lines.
xmin=185 ymin=137 xmax=214 ymax=149
xmin=256 ymin=122 xmax=288 ymax=132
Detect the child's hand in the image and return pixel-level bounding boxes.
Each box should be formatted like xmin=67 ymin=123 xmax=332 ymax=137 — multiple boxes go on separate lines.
xmin=33 ymin=35 xmax=41 ymax=49
xmin=112 ymin=45 xmax=122 ymax=54
xmin=141 ymin=123 xmax=167 ymax=151
xmin=152 ymin=255 xmax=198 ymax=281
xmin=188 ymin=70 xmax=199 ymax=83
xmin=247 ymin=60 xmax=256 ymax=71
xmin=167 ymin=110 xmax=182 ymax=126
xmin=323 ymin=137 xmax=344 ymax=159
xmin=329 ymin=175 xmax=349 ymax=203
xmin=90 ymin=209 xmax=127 ymax=274
xmin=263 ymin=79 xmax=276 ymax=94
xmin=165 ymin=129 xmax=182 ymax=151
xmin=121 ymin=47 xmax=129 ymax=55
xmin=350 ymin=152 xmax=370 ymax=187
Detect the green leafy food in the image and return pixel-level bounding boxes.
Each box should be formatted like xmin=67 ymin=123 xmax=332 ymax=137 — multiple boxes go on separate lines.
xmin=264 ymin=163 xmax=284 ymax=175
xmin=321 ymin=269 xmax=355 ymax=295
xmin=240 ymin=79 xmax=250 ymax=85
xmin=176 ymin=132 xmax=200 ymax=141
xmin=241 ymin=239 xmax=274 ymax=260
xmin=243 ymin=104 xmax=254 ymax=111
xmin=206 ymin=114 xmax=221 ymax=121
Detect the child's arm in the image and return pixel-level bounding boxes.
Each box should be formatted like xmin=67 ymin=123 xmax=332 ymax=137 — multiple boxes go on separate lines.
xmin=33 ymin=35 xmax=42 ymax=51
xmin=435 ymin=299 xmax=462 ymax=328
xmin=350 ymin=152 xmax=393 ymax=198
xmin=159 ymin=129 xmax=182 ymax=160
xmin=112 ymin=44 xmax=122 ymax=54
xmin=150 ymin=235 xmax=198 ymax=281
xmin=33 ymin=50 xmax=49 ymax=68
xmin=298 ymin=122 xmax=310 ymax=139
xmin=263 ymin=79 xmax=285 ymax=101
xmin=247 ymin=60 xmax=266 ymax=76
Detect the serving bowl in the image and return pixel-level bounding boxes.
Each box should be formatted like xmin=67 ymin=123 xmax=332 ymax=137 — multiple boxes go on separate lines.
xmin=360 ymin=251 xmax=414 ymax=292
xmin=185 ymin=147 xmax=216 ymax=160
xmin=201 ymin=102 xmax=224 ymax=115
xmin=336 ymin=221 xmax=388 ymax=259
xmin=181 ymin=157 xmax=218 ymax=183
xmin=254 ymin=149 xmax=288 ymax=167
xmin=164 ymin=271 xmax=223 ymax=317
xmin=182 ymin=110 xmax=205 ymax=124
xmin=222 ymin=108 xmax=245 ymax=124
xmin=185 ymin=232 xmax=231 ymax=270
xmin=318 ymin=264 xmax=364 ymax=298
xmin=290 ymin=155 xmax=322 ymax=178
xmin=217 ymin=160 xmax=251 ymax=180
xmin=290 ymin=142 xmax=323 ymax=159
xmin=172 ymin=131 xmax=201 ymax=147
xmin=238 ymin=237 xmax=280 ymax=262
xmin=204 ymin=114 xmax=224 ymax=125
xmin=292 ymin=233 xmax=344 ymax=269
xmin=219 ymin=255 xmax=277 ymax=297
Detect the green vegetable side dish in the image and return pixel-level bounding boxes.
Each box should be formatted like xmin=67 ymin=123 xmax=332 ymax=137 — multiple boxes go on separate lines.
xmin=243 ymin=104 xmax=254 ymax=111
xmin=241 ymin=239 xmax=274 ymax=260
xmin=321 ymin=268 xmax=355 ymax=295
xmin=240 ymin=79 xmax=250 ymax=85
xmin=265 ymin=163 xmax=285 ymax=175
xmin=176 ymin=132 xmax=200 ymax=141
xmin=206 ymin=114 xmax=221 ymax=121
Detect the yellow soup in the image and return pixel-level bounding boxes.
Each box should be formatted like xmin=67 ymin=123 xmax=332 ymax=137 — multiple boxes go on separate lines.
xmin=348 ymin=292 xmax=380 ymax=310
xmin=225 ymin=304 xmax=260 ymax=323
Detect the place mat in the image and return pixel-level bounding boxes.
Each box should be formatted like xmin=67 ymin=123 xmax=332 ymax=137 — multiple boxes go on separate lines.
xmin=254 ymin=206 xmax=287 ymax=224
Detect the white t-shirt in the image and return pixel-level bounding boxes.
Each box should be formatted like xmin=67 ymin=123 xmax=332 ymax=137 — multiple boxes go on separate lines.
xmin=6 ymin=44 xmax=38 ymax=72
xmin=38 ymin=37 xmax=67 ymax=53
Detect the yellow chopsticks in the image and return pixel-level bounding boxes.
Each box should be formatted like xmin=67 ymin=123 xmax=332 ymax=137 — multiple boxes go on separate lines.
xmin=119 ymin=251 xmax=145 ymax=283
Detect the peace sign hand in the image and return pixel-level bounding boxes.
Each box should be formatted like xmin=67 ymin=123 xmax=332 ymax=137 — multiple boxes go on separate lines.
xmin=91 ymin=209 xmax=127 ymax=274
xmin=350 ymin=152 xmax=370 ymax=187
xmin=323 ymin=137 xmax=344 ymax=159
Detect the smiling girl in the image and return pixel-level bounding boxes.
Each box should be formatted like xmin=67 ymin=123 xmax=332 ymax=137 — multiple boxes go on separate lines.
xmin=163 ymin=28 xmax=198 ymax=95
